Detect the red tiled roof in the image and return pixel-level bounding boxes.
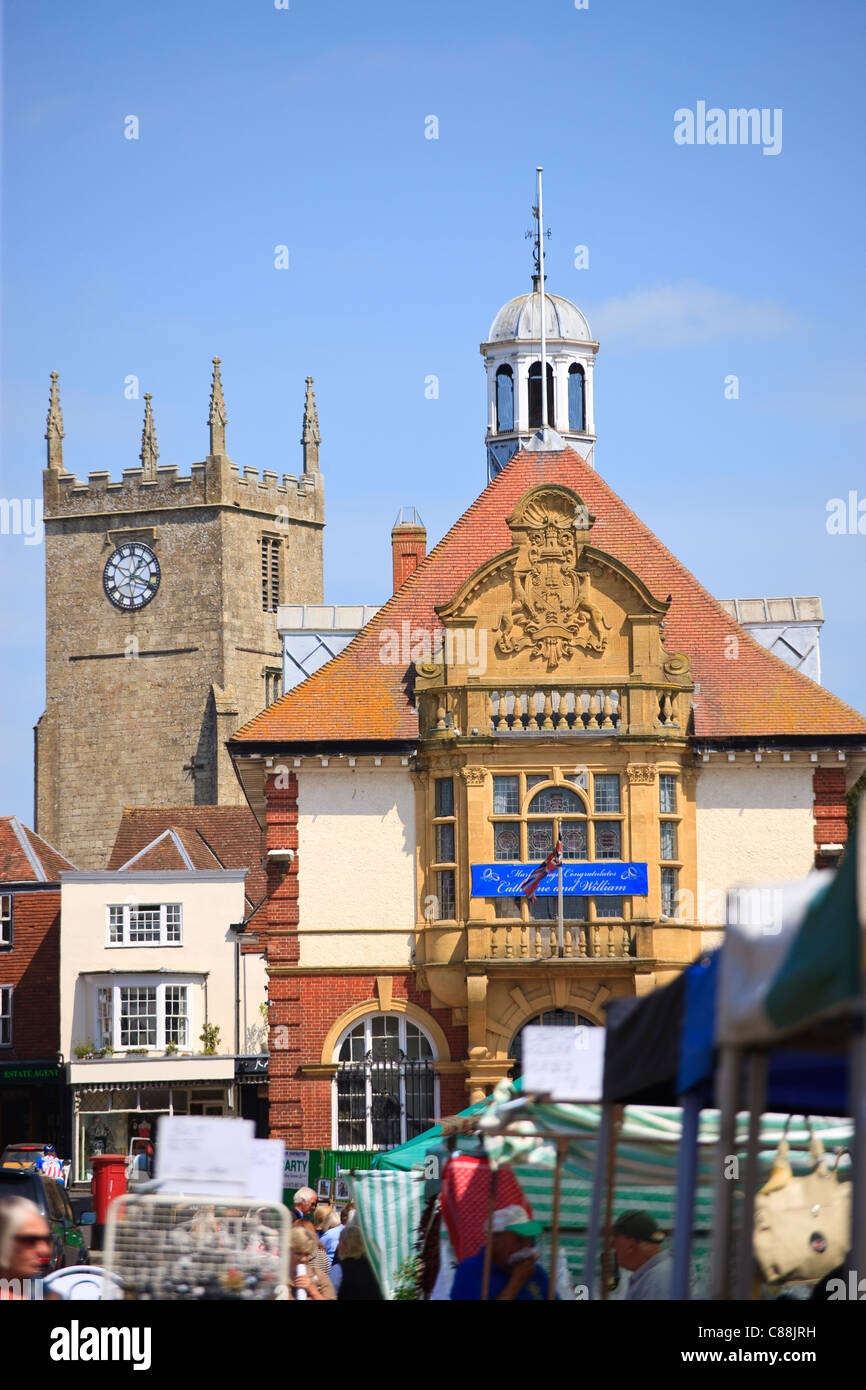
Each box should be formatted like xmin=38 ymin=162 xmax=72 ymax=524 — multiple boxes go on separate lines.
xmin=108 ymin=808 xmax=266 ymax=914
xmin=0 ymin=816 xmax=76 ymax=883
xmin=231 ymin=447 xmax=866 ymax=744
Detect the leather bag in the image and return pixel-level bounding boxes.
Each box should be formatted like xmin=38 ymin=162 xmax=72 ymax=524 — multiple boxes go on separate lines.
xmin=752 ymin=1123 xmax=850 ymax=1286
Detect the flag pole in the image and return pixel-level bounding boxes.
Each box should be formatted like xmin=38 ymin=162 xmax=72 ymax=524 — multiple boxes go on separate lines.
xmin=556 ymin=816 xmax=564 ymax=957
xmin=536 ymin=165 xmax=548 ymax=434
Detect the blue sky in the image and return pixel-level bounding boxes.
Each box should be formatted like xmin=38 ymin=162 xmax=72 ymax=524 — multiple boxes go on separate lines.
xmin=2 ymin=0 xmax=865 ymax=824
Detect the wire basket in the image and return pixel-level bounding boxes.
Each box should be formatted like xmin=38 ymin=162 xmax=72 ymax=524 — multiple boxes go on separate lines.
xmin=103 ymin=1194 xmax=290 ymax=1300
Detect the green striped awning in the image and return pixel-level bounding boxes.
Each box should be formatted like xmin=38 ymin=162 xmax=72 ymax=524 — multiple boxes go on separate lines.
xmin=348 ymin=1168 xmax=426 ymax=1300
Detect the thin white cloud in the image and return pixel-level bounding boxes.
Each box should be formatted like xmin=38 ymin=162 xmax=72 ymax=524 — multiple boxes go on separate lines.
xmin=587 ymin=281 xmax=801 ymax=349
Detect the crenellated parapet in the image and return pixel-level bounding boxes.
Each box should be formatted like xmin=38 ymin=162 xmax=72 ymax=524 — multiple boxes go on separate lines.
xmin=44 ymin=454 xmax=324 ymax=521
xmin=41 ymin=364 xmax=324 ymax=525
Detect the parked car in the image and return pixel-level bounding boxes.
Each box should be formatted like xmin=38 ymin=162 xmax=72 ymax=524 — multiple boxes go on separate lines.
xmin=0 ymin=1169 xmax=86 ymax=1271
xmin=1 ymin=1141 xmax=52 ymax=1170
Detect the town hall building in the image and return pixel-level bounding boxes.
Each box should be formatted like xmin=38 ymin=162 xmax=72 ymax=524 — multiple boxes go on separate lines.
xmin=227 ymin=273 xmax=866 ymax=1156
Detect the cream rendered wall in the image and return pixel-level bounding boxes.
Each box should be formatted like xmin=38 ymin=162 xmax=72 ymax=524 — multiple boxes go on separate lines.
xmin=695 ymin=765 xmax=815 ymax=921
xmin=297 ymin=767 xmax=416 ymax=967
xmin=59 ymin=871 xmax=250 ymax=1057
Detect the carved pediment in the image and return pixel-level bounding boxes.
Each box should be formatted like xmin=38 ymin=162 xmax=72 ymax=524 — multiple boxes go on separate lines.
xmin=434 ymin=485 xmax=692 ymax=687
xmin=498 ymin=487 xmax=608 ymax=670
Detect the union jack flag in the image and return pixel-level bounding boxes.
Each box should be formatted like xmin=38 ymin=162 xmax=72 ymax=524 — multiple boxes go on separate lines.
xmin=518 ymin=836 xmax=563 ymax=899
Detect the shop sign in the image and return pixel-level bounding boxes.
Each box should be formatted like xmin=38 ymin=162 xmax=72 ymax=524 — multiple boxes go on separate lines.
xmin=235 ymin=1055 xmax=269 ymax=1080
xmin=0 ymin=1062 xmax=62 ymax=1085
xmin=284 ymin=1149 xmax=310 ymax=1186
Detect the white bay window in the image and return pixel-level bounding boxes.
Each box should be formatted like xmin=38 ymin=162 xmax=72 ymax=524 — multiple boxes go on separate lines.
xmin=95 ymin=978 xmax=192 ymax=1052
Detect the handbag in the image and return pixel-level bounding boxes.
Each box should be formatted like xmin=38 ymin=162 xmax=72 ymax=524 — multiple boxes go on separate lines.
xmin=752 ymin=1120 xmax=850 ymax=1286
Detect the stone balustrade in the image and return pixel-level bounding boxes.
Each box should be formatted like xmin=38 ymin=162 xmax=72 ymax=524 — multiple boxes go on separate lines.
xmin=417 ymin=683 xmax=687 ymax=739
xmin=487 ymin=686 xmax=624 ymax=732
xmin=484 ymin=919 xmax=634 ymax=960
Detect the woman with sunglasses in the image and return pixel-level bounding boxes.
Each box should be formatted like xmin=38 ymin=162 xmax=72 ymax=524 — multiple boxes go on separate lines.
xmin=0 ymin=1196 xmax=54 ymax=1298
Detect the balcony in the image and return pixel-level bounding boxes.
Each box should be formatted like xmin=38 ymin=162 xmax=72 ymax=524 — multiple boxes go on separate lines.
xmin=417 ymin=683 xmax=688 ymax=740
xmin=484 ymin=919 xmax=634 ymax=960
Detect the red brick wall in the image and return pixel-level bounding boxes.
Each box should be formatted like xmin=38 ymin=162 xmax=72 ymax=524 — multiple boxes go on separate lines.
xmin=813 ymin=768 xmax=848 ymax=867
xmin=0 ymin=888 xmax=60 ymax=1058
xmin=260 ymin=771 xmax=467 ymax=1149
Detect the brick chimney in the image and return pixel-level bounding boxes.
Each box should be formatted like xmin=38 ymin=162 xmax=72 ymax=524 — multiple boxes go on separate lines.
xmin=391 ymin=507 xmax=426 ymax=592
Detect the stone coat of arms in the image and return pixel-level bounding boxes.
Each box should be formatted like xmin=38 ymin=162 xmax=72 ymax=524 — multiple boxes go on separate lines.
xmin=494 ymin=495 xmax=610 ymax=670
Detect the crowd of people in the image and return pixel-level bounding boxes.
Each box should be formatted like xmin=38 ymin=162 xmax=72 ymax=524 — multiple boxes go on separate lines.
xmin=287 ymin=1187 xmax=383 ymax=1302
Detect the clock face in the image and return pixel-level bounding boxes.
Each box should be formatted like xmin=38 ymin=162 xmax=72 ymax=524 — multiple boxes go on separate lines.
xmin=103 ymin=542 xmax=161 ymax=611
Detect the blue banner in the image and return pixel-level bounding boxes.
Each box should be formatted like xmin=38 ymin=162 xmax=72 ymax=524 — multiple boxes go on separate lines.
xmin=471 ymin=862 xmax=648 ymax=897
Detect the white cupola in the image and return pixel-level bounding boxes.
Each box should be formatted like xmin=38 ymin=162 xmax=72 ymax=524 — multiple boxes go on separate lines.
xmin=481 ymin=273 xmax=599 ymax=479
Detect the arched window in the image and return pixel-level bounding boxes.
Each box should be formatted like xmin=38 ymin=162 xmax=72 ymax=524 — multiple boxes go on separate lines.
xmin=528 ymin=361 xmax=555 ymax=429
xmin=495 ymin=365 xmax=514 ymax=433
xmin=334 ymin=1013 xmax=437 ymax=1151
xmin=568 ymin=364 xmax=585 ymax=432
xmin=489 ymin=773 xmax=629 ymax=951
xmin=509 ymin=1010 xmax=598 ymax=1079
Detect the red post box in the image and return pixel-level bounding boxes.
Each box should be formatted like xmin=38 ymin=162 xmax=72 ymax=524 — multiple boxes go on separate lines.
xmin=90 ymin=1153 xmax=128 ymax=1226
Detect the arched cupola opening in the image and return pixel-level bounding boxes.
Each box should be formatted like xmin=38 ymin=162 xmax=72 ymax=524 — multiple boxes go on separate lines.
xmin=528 ymin=361 xmax=555 ymax=430
xmin=568 ymin=363 xmax=585 ymax=433
xmin=495 ymin=365 xmax=514 ymax=434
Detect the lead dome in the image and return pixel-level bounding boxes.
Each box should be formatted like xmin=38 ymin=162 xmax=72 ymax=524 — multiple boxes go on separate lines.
xmin=487 ymin=291 xmax=592 ymax=344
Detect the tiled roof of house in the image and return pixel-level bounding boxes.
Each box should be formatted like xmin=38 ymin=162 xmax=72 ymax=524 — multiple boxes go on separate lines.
xmin=231 ymin=447 xmax=866 ymax=744
xmin=0 ymin=816 xmax=76 ymax=883
xmin=108 ymin=808 xmax=266 ymax=915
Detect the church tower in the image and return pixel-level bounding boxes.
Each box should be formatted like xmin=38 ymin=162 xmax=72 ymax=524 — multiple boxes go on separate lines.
xmin=35 ymin=362 xmax=325 ymax=869
xmin=481 ymin=187 xmax=598 ymax=478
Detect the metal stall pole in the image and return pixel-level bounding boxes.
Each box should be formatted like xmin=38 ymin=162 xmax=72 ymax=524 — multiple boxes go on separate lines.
xmin=547 ymin=1139 xmax=566 ymax=1301
xmin=600 ymin=1106 xmax=622 ymax=1299
xmin=709 ymin=1044 xmax=741 ymax=1300
xmin=480 ymin=1162 xmax=498 ymax=1301
xmin=735 ymin=1050 xmax=768 ymax=1301
xmin=852 ymin=814 xmax=866 ymax=1283
xmin=671 ymin=1090 xmax=701 ymax=1299
xmin=581 ymin=1102 xmax=612 ymax=1298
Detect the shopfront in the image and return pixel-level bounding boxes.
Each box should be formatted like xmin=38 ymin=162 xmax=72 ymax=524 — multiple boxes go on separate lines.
xmin=73 ymin=1081 xmax=235 ymax=1183
xmin=0 ymin=1060 xmax=67 ymax=1156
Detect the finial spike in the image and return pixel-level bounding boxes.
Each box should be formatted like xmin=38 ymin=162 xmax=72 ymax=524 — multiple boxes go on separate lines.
xmin=45 ymin=371 xmax=65 ymax=471
xmin=301 ymin=375 xmax=320 ymax=472
xmin=140 ymin=393 xmax=159 ymax=478
xmin=208 ymin=356 xmax=227 ymax=456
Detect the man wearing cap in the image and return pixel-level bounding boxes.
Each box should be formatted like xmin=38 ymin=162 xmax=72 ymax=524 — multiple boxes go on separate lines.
xmin=611 ymin=1210 xmax=672 ymax=1300
xmin=450 ymin=1205 xmax=553 ymax=1301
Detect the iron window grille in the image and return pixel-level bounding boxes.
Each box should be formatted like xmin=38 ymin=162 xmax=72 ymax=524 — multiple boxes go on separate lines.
xmin=334 ymin=1017 xmax=436 ymax=1150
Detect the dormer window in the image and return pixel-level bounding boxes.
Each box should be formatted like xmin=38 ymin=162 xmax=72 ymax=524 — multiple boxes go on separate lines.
xmin=495 ymin=366 xmax=514 ymax=433
xmin=528 ymin=361 xmax=554 ymax=429
xmin=568 ymin=364 xmax=585 ymax=432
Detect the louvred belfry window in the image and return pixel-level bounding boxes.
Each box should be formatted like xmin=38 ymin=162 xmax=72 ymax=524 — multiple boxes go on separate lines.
xmin=261 ymin=537 xmax=280 ymax=612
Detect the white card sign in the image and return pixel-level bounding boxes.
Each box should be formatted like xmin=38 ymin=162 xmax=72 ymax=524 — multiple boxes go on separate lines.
xmin=248 ymin=1139 xmax=286 ymax=1204
xmin=284 ymin=1149 xmax=310 ymax=1187
xmin=155 ymin=1115 xmax=255 ymax=1196
xmin=521 ymin=1025 xmax=605 ymax=1101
